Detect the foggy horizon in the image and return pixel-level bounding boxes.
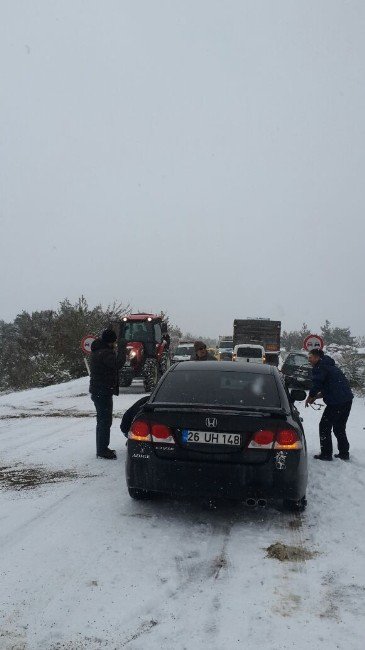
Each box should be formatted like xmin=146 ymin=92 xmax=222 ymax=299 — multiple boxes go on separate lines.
xmin=1 ymin=1 xmax=364 ymax=339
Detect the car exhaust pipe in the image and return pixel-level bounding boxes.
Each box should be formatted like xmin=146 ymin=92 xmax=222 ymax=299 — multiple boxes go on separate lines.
xmin=257 ymin=498 xmax=267 ymax=508
xmin=245 ymin=497 xmax=257 ymax=507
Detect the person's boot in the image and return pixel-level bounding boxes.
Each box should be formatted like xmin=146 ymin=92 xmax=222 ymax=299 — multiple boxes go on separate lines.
xmin=97 ymin=448 xmax=117 ymax=459
xmin=313 ymin=454 xmax=332 ymax=461
xmin=334 ymin=453 xmax=349 ymax=460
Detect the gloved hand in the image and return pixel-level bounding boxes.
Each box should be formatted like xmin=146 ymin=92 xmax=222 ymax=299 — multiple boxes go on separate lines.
xmin=305 ymin=396 xmax=314 ymax=408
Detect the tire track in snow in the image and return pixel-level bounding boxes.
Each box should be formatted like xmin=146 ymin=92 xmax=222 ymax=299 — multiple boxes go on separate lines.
xmin=269 ymin=509 xmax=310 ymax=618
xmin=0 ymin=482 xmax=83 ymax=550
xmin=0 ymin=478 xmax=116 ymax=650
xmin=101 ymin=506 xmax=241 ymax=649
xmin=123 ymin=508 xmax=310 ymax=650
xmin=120 ymin=618 xmax=158 ymax=647
xmin=308 ymin=457 xmax=365 ymax=625
xmin=135 ymin=505 xmax=280 ymax=648
xmin=171 ymin=516 xmax=235 ymax=594
xmin=0 ymin=418 xmax=86 ymax=453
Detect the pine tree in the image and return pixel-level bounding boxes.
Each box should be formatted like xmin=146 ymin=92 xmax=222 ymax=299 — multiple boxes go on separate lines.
xmin=320 ymin=320 xmax=354 ymax=346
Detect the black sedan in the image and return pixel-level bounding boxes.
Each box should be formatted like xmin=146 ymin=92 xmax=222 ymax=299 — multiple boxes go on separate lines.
xmin=281 ymin=351 xmax=312 ymax=390
xmin=125 ymin=362 xmax=308 ymax=510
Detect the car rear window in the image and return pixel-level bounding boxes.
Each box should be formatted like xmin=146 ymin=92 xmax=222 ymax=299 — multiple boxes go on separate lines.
xmin=154 ymin=370 xmax=281 ymax=408
xmin=237 ymin=347 xmax=263 ymax=358
xmin=286 ymin=355 xmax=310 ymax=367
xmin=175 ymin=346 xmax=193 ymax=356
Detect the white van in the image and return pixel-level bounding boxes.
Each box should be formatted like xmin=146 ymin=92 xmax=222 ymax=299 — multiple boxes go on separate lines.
xmin=172 ymin=342 xmax=195 ymax=363
xmin=232 ymin=344 xmax=265 ymax=364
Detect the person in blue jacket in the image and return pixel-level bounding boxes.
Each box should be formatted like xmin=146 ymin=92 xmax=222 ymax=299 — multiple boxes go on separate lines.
xmin=305 ymin=349 xmax=353 ymax=461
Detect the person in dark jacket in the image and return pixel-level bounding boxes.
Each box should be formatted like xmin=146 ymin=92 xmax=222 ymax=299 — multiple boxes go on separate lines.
xmin=89 ymin=328 xmax=125 ymax=459
xmin=305 ymin=349 xmax=353 ymax=461
xmin=190 ymin=341 xmax=216 ymax=361
xmin=120 ymin=396 xmax=149 ymax=437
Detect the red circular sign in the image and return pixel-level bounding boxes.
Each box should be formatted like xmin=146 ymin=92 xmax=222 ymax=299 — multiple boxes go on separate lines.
xmin=303 ymin=334 xmax=324 ymax=352
xmin=81 ymin=334 xmax=96 ymax=355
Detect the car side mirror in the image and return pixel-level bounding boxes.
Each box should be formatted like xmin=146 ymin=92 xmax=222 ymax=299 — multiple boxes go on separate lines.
xmin=290 ymin=389 xmax=307 ymax=402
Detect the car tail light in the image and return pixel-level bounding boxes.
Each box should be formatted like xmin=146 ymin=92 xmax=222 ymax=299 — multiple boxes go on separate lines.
xmin=248 ymin=430 xmax=275 ymax=449
xmin=129 ymin=420 xmax=151 ymax=441
xmin=151 ymin=423 xmax=175 ymax=444
xmin=275 ymin=429 xmax=302 ymax=449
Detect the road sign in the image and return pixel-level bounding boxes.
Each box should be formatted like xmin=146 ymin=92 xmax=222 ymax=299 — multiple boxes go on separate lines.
xmin=303 ymin=334 xmax=324 ymax=352
xmin=81 ymin=334 xmax=96 ymax=355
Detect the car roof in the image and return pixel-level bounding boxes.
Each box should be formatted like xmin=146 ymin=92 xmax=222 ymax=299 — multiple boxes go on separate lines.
xmin=234 ymin=343 xmax=264 ymax=349
xmin=172 ymin=361 xmax=275 ymax=374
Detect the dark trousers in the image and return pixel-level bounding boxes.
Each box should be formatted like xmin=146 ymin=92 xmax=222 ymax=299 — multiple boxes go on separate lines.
xmin=319 ymin=401 xmax=352 ymax=457
xmin=91 ymin=394 xmax=113 ymax=455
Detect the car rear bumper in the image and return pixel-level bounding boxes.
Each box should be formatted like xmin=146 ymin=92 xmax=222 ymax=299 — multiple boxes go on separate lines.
xmin=126 ymin=442 xmax=307 ymax=501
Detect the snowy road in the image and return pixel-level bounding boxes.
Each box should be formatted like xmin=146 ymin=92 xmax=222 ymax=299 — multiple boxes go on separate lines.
xmin=1 ymin=379 xmax=365 ymax=649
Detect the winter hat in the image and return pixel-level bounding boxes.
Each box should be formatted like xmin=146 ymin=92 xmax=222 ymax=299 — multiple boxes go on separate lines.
xmin=101 ymin=328 xmax=117 ymax=344
xmin=194 ymin=340 xmax=206 ymax=351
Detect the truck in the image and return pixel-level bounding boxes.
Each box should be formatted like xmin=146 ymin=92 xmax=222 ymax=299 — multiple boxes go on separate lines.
xmin=233 ymin=318 xmax=281 ymax=366
xmin=217 ymin=335 xmax=234 ymax=361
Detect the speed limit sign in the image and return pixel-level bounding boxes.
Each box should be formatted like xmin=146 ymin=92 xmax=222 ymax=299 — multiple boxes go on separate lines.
xmin=303 ymin=334 xmax=324 ymax=352
xmin=81 ymin=334 xmax=96 ymax=355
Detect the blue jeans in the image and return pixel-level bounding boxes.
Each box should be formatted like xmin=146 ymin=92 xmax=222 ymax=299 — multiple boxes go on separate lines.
xmin=91 ymin=393 xmax=113 ymax=455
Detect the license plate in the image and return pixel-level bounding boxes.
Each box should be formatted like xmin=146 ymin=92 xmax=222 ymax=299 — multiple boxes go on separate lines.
xmin=182 ymin=430 xmax=241 ymax=446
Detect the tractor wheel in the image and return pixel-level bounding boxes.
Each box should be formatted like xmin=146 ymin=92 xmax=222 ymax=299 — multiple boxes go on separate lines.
xmin=143 ymin=358 xmax=159 ymax=392
xmin=160 ymin=352 xmax=171 ymax=376
xmin=120 ymin=375 xmax=133 ymax=388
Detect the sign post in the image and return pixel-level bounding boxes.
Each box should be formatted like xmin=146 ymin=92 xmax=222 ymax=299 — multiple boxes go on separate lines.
xmin=81 ymin=334 xmax=96 ymax=375
xmin=303 ymin=334 xmax=324 ymax=352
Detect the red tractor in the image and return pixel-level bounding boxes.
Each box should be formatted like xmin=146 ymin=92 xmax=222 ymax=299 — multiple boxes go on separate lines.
xmin=118 ymin=314 xmax=171 ymax=391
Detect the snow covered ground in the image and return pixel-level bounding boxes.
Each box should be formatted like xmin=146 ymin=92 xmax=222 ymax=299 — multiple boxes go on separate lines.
xmin=1 ymin=378 xmax=365 ymax=650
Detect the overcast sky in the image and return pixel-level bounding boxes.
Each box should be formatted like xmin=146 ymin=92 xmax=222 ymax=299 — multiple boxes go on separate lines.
xmin=1 ymin=0 xmax=364 ymax=338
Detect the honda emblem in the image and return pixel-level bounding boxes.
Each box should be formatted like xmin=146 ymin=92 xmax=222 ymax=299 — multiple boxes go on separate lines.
xmin=206 ymin=417 xmax=217 ymax=428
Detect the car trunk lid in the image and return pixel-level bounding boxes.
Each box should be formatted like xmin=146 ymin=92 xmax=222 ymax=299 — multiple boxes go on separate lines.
xmin=145 ymin=405 xmax=288 ymax=465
